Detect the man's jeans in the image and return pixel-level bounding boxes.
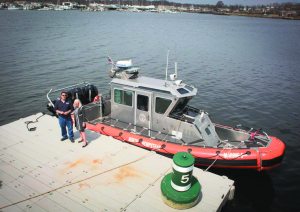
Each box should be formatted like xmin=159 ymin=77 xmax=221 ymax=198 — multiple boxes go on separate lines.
xmin=58 ymin=116 xmax=74 ymax=139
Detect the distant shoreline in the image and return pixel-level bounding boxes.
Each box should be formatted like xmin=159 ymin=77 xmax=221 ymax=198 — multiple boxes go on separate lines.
xmin=225 ymin=12 xmax=300 ymax=20
xmin=1 ymin=7 xmax=299 ymax=20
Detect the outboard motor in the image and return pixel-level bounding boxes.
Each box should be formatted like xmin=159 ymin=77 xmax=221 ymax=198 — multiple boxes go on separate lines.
xmin=68 ymin=87 xmax=83 ymax=103
xmin=46 ymin=84 xmax=98 ymax=116
xmin=81 ymin=84 xmax=98 ymax=104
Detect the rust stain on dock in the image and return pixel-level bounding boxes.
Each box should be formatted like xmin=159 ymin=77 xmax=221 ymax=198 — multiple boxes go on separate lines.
xmin=78 ymin=182 xmax=91 ymax=190
xmin=114 ymin=166 xmax=141 ymax=183
xmin=92 ymin=159 xmax=102 ymax=165
xmin=68 ymin=159 xmax=84 ymax=168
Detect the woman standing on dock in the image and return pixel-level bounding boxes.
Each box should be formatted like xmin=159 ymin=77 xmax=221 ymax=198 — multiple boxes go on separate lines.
xmin=73 ymin=99 xmax=88 ymax=148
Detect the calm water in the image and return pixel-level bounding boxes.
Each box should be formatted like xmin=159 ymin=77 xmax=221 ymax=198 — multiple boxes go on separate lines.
xmin=0 ymin=10 xmax=300 ymax=211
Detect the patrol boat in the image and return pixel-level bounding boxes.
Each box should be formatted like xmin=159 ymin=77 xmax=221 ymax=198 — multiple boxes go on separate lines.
xmin=47 ymin=59 xmax=285 ymax=170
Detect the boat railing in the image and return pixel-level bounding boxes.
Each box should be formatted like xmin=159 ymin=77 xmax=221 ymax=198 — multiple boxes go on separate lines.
xmin=81 ymin=104 xmax=184 ymax=145
xmin=257 ymin=131 xmax=271 ymax=144
xmin=185 ymin=105 xmax=200 ymax=113
xmin=232 ymin=124 xmax=271 ymax=145
xmin=247 ymin=127 xmax=271 ymax=143
xmin=46 ymin=82 xmax=91 ymax=107
xmin=262 ymin=131 xmax=270 ymax=141
xmin=108 ymin=118 xmax=176 ymax=142
xmin=81 ymin=103 xmax=216 ymax=147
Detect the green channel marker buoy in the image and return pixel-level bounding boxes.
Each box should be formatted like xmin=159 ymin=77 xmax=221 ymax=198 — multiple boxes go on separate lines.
xmin=161 ymin=152 xmax=201 ymax=209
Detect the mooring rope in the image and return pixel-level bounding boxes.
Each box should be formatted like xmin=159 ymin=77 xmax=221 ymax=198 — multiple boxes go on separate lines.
xmin=24 ymin=113 xmax=45 ymax=131
xmin=204 ymin=146 xmax=250 ymax=172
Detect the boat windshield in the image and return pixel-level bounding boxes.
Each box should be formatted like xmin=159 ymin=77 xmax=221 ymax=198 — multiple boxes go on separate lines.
xmin=169 ymin=97 xmax=192 ymax=117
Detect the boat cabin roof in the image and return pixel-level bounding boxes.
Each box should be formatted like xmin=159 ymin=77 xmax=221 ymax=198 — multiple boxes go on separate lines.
xmin=111 ymin=76 xmax=197 ymax=98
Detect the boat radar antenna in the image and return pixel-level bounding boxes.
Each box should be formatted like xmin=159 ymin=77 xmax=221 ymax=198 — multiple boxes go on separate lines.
xmin=170 ymin=62 xmax=178 ymax=81
xmin=107 ymin=56 xmax=117 ymax=78
xmin=171 ymin=62 xmax=182 ymax=85
xmin=165 ymin=50 xmax=170 ymax=86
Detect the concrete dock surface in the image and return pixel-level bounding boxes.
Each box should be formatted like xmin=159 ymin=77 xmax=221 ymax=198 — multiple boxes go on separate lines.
xmin=0 ymin=113 xmax=234 ymax=211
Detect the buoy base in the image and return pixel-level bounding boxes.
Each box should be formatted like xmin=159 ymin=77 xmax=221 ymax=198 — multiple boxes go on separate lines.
xmin=161 ymin=173 xmax=201 ymax=209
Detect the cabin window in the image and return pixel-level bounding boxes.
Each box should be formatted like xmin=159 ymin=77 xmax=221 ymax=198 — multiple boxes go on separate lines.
xmin=124 ymin=91 xmax=133 ymax=106
xmin=205 ymin=127 xmax=211 ymax=135
xmin=170 ymin=97 xmax=191 ymax=115
xmin=137 ymin=95 xmax=148 ymax=111
xmin=177 ymin=88 xmax=189 ymax=94
xmin=155 ymin=97 xmax=172 ymax=114
xmin=114 ymin=89 xmax=133 ymax=106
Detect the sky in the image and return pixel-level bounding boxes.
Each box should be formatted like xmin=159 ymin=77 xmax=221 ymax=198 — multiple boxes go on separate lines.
xmin=172 ymin=0 xmax=300 ymax=5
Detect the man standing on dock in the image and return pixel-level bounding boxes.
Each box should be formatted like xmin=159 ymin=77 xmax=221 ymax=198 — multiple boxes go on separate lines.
xmin=54 ymin=91 xmax=74 ymax=142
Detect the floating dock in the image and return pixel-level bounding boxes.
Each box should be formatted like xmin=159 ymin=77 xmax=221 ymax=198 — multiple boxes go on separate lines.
xmin=0 ymin=113 xmax=234 ymax=211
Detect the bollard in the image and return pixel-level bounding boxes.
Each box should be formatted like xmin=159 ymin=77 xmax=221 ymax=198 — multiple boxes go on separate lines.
xmin=161 ymin=152 xmax=201 ymax=209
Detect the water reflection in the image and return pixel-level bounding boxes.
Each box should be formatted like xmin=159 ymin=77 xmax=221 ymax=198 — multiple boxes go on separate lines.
xmin=213 ymin=169 xmax=274 ymax=212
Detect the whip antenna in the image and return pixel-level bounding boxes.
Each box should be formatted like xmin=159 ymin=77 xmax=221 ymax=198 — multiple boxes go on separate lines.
xmin=165 ymin=50 xmax=170 ymax=86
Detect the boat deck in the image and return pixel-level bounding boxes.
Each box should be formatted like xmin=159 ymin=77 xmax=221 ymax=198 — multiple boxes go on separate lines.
xmin=0 ymin=113 xmax=234 ymax=211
